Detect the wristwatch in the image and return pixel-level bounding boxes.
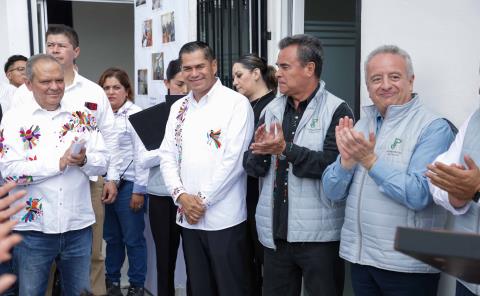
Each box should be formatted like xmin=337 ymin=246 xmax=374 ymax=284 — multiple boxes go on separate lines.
xmin=473 ymin=191 xmax=480 ymax=203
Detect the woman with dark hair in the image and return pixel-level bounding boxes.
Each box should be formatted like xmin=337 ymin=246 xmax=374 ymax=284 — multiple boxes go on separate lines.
xmin=232 ymin=54 xmax=277 ymax=295
xmin=98 ymin=67 xmax=149 ymax=296
xmin=139 ymin=59 xmax=189 ymax=296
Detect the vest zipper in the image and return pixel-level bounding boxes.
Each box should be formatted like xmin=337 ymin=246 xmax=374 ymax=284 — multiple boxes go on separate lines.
xmin=356 ymin=169 xmax=369 ymax=262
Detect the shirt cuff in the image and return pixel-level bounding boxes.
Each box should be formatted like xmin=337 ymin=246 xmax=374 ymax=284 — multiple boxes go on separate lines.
xmin=285 ymin=142 xmax=298 ymax=162
xmin=171 ymin=186 xmax=187 ymax=205
xmin=198 ymin=191 xmax=210 ymax=209
xmin=367 ymin=158 xmax=387 ymax=184
xmin=335 ymin=156 xmax=356 ymax=177
xmin=133 ymin=184 xmax=147 ymax=194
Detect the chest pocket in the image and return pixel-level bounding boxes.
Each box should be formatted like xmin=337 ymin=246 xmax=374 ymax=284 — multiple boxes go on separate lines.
xmin=300 ymin=126 xmax=323 ymax=150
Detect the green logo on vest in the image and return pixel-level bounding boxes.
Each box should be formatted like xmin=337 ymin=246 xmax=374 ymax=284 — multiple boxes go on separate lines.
xmin=390 ymin=138 xmax=402 ymax=150
xmin=310 ymin=118 xmax=318 ymax=128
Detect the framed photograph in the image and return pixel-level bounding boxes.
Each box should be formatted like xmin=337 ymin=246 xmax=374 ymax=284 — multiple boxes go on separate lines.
xmin=152 ymin=0 xmax=162 ymax=10
xmin=152 ymin=53 xmax=164 ymax=80
xmin=161 ymin=12 xmax=175 ymax=43
xmin=138 ymin=69 xmax=148 ymax=95
xmin=141 ymin=19 xmax=153 ymax=47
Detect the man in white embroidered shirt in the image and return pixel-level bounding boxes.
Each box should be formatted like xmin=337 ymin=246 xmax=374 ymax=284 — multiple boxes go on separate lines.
xmin=159 ymin=41 xmax=254 ymax=296
xmin=0 ymin=54 xmax=108 ymax=295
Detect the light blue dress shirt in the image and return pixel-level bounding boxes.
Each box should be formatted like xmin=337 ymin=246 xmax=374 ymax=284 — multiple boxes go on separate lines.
xmin=322 ymin=112 xmax=455 ymax=211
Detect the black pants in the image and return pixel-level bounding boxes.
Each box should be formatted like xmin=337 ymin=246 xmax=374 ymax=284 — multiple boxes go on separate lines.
xmin=263 ymin=240 xmax=344 ymax=296
xmin=456 ymin=281 xmax=476 ymax=296
xmin=148 ymin=195 xmax=182 ymax=296
xmin=350 ymin=263 xmax=440 ymax=296
xmin=181 ymin=222 xmax=250 ymax=296
xmin=246 ymin=176 xmax=263 ymax=296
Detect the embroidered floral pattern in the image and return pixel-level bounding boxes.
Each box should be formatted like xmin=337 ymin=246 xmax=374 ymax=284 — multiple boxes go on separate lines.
xmin=174 ymin=98 xmax=189 ymax=223
xmin=59 ymin=111 xmax=98 ymax=140
xmin=5 ymin=175 xmax=34 ymax=185
xmin=21 ymin=197 xmax=43 ymax=223
xmin=19 ymin=125 xmax=41 ymax=150
xmin=0 ymin=129 xmax=8 ymax=158
xmin=207 ymin=129 xmax=222 ymax=149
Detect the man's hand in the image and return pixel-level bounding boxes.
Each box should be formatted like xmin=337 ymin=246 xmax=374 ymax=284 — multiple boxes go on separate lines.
xmin=0 ymin=183 xmax=26 ymax=294
xmin=337 ymin=124 xmax=376 ymax=170
xmin=59 ymin=143 xmax=87 ymax=171
xmin=335 ymin=116 xmax=357 ymax=169
xmin=102 ymin=181 xmax=118 ymax=204
xmin=250 ymin=122 xmax=286 ymax=155
xmin=129 ymin=193 xmax=145 ymax=212
xmin=427 ymin=155 xmax=480 ymax=206
xmin=178 ymin=193 xmax=205 ymax=225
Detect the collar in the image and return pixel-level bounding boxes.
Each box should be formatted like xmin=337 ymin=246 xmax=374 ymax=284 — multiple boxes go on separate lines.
xmin=187 ymin=78 xmax=222 ymax=106
xmin=286 ymin=82 xmax=320 ymax=111
xmin=26 ymin=97 xmax=70 ymax=116
xmin=363 ymin=93 xmax=420 ymax=120
xmin=65 ymin=70 xmax=81 ymax=91
xmin=115 ymin=100 xmax=133 ymax=116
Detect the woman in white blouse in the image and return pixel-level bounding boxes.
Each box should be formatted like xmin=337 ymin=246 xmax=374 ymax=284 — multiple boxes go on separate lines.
xmin=98 ymin=68 xmax=149 ymax=296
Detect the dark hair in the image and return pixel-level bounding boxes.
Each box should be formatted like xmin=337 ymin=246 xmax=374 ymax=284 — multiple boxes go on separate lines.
xmin=4 ymin=55 xmax=28 ymax=73
xmin=235 ymin=53 xmax=277 ymax=91
xmin=98 ymin=67 xmax=134 ymax=100
xmin=178 ymin=41 xmax=215 ymax=63
xmin=26 ymin=54 xmax=63 ymax=81
xmin=46 ymin=24 xmax=80 ymax=48
xmin=166 ymin=59 xmax=182 ymax=80
xmin=279 ymin=34 xmax=324 ymax=78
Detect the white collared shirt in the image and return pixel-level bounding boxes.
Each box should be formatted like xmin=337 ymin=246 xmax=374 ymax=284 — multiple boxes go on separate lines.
xmin=112 ymin=101 xmax=148 ymax=193
xmin=0 ymin=81 xmax=16 ymax=113
xmin=160 ymin=79 xmax=254 ymax=230
xmin=13 ymin=71 xmax=120 ymax=180
xmin=0 ymin=98 xmax=108 ymax=233
xmin=430 ymin=111 xmax=475 ymax=215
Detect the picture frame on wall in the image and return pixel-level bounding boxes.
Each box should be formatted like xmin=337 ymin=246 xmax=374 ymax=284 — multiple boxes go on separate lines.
xmin=142 ymin=19 xmax=153 ymax=47
xmin=161 ymin=12 xmax=175 ymax=43
xmin=152 ymin=53 xmax=164 ymax=80
xmin=138 ymin=69 xmax=148 ymax=95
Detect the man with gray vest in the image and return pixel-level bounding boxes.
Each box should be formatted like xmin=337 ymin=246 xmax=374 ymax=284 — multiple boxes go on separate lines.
xmin=322 ymin=45 xmax=455 ymax=295
xmin=243 ymin=34 xmax=353 ymax=296
xmin=427 ymin=108 xmax=480 ymax=295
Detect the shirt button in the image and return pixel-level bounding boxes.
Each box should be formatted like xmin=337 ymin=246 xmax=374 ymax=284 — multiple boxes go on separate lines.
xmin=294 ymin=116 xmax=298 ymax=119
xmin=291 ymin=132 xmax=295 ymax=135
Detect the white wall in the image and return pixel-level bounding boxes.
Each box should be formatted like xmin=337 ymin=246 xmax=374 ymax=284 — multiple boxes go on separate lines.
xmin=361 ymin=0 xmax=480 ymax=127
xmin=0 ymin=0 xmax=31 ymax=83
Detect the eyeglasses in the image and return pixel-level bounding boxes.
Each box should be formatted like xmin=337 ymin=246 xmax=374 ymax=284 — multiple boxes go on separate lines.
xmin=8 ymin=67 xmax=26 ymax=73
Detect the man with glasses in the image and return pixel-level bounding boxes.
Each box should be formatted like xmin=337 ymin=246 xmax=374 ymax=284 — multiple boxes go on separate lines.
xmin=4 ymin=55 xmax=27 ymax=88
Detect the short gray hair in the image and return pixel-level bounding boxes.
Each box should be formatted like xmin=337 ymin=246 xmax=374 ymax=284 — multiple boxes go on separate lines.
xmin=26 ymin=54 xmax=63 ymax=81
xmin=364 ymin=45 xmax=414 ymax=79
xmin=279 ymin=34 xmax=324 ymax=79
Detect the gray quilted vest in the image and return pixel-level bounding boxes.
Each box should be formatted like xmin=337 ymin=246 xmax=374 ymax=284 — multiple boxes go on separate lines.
xmin=340 ymin=96 xmax=448 ymax=273
xmin=255 ymin=81 xmax=346 ymax=249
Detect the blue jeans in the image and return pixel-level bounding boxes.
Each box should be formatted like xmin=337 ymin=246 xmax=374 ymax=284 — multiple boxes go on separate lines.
xmin=104 ymin=180 xmax=147 ymax=287
xmin=13 ymin=226 xmax=92 ymax=296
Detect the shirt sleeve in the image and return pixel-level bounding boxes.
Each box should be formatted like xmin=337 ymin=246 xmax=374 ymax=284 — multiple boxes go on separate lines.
xmin=242 ymin=115 xmax=271 ymax=177
xmin=80 ymin=129 xmax=109 ymax=177
xmin=0 ymin=116 xmax=61 ymax=184
xmin=96 ymin=92 xmax=120 ymax=180
xmin=286 ymin=102 xmax=354 ymax=179
xmin=322 ymin=155 xmax=357 ymax=201
xmin=200 ymin=99 xmax=254 ymax=208
xmin=130 ymin=120 xmax=148 ymax=194
xmin=138 ymin=147 xmax=160 ymax=169
xmin=430 ymin=113 xmax=472 ymax=215
xmin=159 ymin=103 xmax=187 ymax=204
xmin=368 ymin=118 xmax=455 ymax=210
